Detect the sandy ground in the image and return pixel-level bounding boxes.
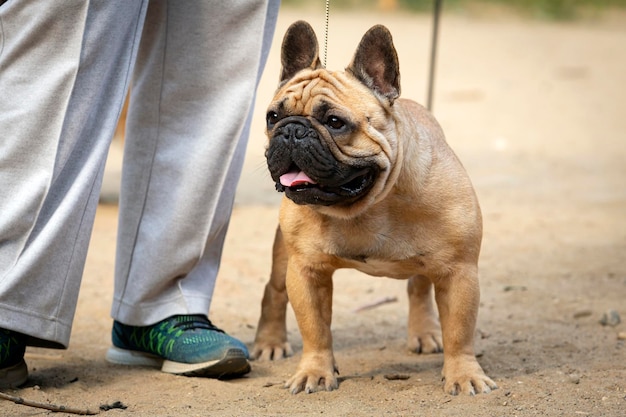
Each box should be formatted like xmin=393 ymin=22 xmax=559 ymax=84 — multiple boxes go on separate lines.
xmin=3 ymin=7 xmax=626 ymax=417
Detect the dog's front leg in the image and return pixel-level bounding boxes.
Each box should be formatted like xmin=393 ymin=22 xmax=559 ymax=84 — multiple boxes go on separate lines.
xmin=434 ymin=263 xmax=497 ymax=395
xmin=284 ymin=256 xmax=337 ymax=394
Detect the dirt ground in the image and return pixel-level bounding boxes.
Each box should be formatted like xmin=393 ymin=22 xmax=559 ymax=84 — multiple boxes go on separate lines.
xmin=3 ymin=6 xmax=626 ymax=417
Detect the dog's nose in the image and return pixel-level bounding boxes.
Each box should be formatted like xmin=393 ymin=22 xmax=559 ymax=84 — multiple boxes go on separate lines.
xmin=280 ymin=122 xmax=316 ymax=143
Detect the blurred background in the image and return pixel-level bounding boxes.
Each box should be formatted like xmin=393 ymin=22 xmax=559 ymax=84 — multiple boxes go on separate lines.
xmin=287 ymin=0 xmax=626 ymax=19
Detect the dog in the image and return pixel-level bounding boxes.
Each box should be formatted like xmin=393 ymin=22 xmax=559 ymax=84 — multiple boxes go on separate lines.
xmin=252 ymin=20 xmax=497 ymax=396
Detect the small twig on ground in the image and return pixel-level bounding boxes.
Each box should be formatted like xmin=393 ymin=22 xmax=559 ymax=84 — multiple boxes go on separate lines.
xmin=262 ymin=381 xmax=284 ymax=388
xmin=0 ymin=391 xmax=99 ymax=415
xmin=353 ymin=296 xmax=398 ymax=313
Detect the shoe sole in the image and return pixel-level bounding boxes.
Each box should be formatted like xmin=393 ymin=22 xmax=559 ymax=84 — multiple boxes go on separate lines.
xmin=0 ymin=359 xmax=28 ymax=389
xmin=105 ymin=346 xmax=250 ymax=380
xmin=106 ymin=346 xmax=163 ymax=368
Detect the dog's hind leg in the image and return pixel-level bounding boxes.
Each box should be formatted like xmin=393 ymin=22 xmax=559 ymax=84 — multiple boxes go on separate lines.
xmin=252 ymin=226 xmax=293 ymax=360
xmin=407 ymin=275 xmax=443 ymax=354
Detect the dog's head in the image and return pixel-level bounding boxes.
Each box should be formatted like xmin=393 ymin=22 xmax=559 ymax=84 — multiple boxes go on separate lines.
xmin=265 ymin=21 xmax=402 ymax=218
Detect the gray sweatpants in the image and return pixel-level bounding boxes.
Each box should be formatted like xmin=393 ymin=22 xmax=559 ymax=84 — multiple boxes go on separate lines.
xmin=0 ymin=0 xmax=279 ymax=348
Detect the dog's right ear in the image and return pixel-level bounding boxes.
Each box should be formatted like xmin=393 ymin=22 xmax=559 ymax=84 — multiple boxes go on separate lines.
xmin=280 ymin=21 xmax=322 ymax=83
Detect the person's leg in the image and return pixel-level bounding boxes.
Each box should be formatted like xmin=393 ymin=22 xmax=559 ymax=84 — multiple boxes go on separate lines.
xmin=112 ymin=0 xmax=278 ymax=324
xmin=107 ymin=0 xmax=279 ymax=377
xmin=0 ymin=0 xmax=148 ymax=388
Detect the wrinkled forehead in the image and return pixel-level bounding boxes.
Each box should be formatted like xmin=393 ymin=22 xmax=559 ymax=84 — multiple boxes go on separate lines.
xmin=272 ymin=69 xmax=373 ymax=115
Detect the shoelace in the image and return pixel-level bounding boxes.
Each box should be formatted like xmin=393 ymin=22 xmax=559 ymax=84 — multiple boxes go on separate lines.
xmin=170 ymin=315 xmax=225 ymax=334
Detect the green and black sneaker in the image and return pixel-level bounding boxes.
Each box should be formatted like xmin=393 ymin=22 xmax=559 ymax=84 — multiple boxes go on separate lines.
xmin=0 ymin=328 xmax=28 ymax=388
xmin=106 ymin=315 xmax=250 ymax=379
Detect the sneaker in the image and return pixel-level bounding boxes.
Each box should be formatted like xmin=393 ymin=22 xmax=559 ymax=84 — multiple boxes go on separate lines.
xmin=105 ymin=315 xmax=250 ymax=379
xmin=0 ymin=329 xmax=28 ymax=388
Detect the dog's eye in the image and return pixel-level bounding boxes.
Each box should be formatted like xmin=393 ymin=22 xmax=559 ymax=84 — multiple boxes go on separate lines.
xmin=326 ymin=116 xmax=345 ymax=130
xmin=266 ymin=111 xmax=280 ymax=126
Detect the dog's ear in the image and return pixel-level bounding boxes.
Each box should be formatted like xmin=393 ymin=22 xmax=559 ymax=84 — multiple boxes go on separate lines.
xmin=347 ymin=25 xmax=400 ymax=104
xmin=280 ymin=21 xmax=322 ymax=83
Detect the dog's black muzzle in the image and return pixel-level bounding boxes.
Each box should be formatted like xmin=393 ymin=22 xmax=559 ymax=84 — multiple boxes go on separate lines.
xmin=266 ymin=117 xmax=377 ymax=206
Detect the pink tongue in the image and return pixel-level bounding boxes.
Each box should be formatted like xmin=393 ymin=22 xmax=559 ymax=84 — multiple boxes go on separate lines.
xmin=280 ymin=171 xmax=317 ymax=187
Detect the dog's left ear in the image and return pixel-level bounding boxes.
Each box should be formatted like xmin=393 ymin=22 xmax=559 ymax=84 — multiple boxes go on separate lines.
xmin=347 ymin=25 xmax=400 ymax=104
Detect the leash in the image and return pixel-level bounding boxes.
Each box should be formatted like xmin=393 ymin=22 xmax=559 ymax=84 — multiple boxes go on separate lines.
xmin=323 ymin=0 xmax=330 ymax=67
xmin=321 ymin=0 xmax=442 ymax=111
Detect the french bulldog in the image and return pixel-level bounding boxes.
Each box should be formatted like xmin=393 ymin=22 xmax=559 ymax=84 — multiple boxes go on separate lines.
xmin=252 ymin=20 xmax=496 ymax=396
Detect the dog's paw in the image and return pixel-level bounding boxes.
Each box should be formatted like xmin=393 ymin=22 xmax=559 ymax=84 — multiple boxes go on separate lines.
xmin=407 ymin=331 xmax=443 ymax=354
xmin=443 ymin=372 xmax=497 ymax=396
xmin=442 ymin=355 xmax=497 ymax=395
xmin=285 ymin=358 xmax=339 ymax=394
xmin=285 ymin=370 xmax=338 ymax=394
xmin=407 ymin=310 xmax=442 ymax=354
xmin=251 ymin=342 xmax=293 ymax=361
